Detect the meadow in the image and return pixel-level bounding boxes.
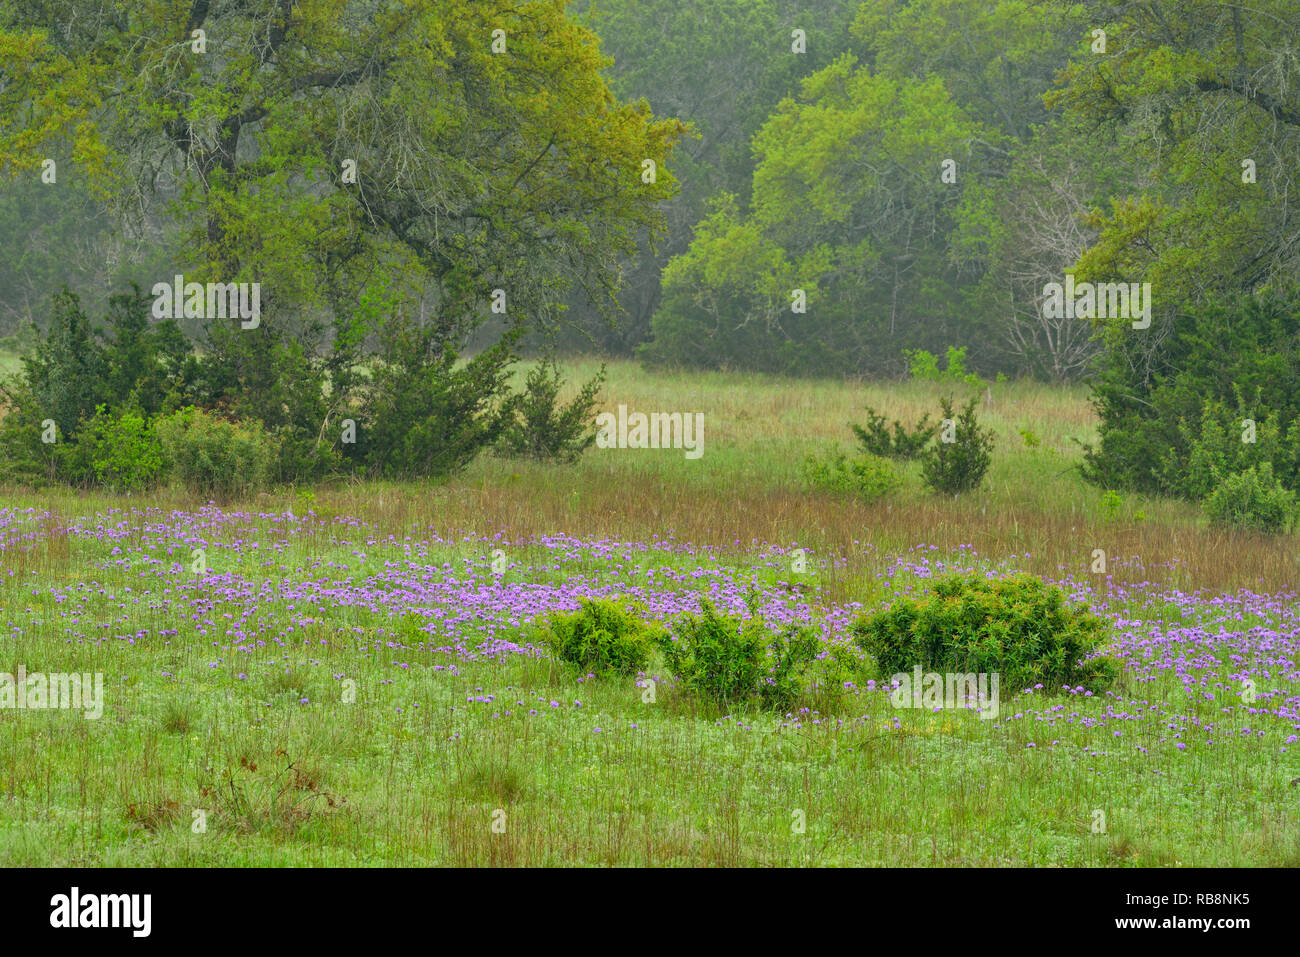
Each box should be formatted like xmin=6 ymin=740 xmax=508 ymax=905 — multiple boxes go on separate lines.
xmin=1 ymin=359 xmax=1297 ymax=866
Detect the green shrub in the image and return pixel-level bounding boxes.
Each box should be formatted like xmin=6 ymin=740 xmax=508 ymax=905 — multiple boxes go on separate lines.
xmin=357 ymin=320 xmax=520 ymax=479
xmin=920 ymin=396 xmax=994 ymax=495
xmin=498 ymin=360 xmax=605 ymax=463
xmin=803 ymin=450 xmax=900 ymax=501
xmin=57 ymin=405 xmax=167 ymax=492
xmin=540 ymin=599 xmax=659 ymax=676
xmin=658 ymin=598 xmax=820 ymax=709
xmin=905 ymin=346 xmax=984 ymax=388
xmin=1082 ymin=290 xmax=1300 ymax=497
xmin=155 ymin=408 xmax=277 ymax=499
xmin=851 ymin=405 xmax=936 ymax=460
xmin=1203 ymin=463 xmax=1296 ymax=533
xmin=850 ymin=572 xmax=1119 ymax=694
xmin=19 ymin=289 xmax=108 ymax=441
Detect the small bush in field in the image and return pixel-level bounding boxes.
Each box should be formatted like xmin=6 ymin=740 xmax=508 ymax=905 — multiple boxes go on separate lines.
xmin=57 ymin=405 xmax=167 ymax=492
xmin=850 ymin=572 xmax=1119 ymax=694
xmin=920 ymin=396 xmax=994 ymax=495
xmin=658 ymin=598 xmax=820 ymax=709
xmin=155 ymin=407 xmax=277 ymax=499
xmin=851 ymin=405 xmax=936 ymax=460
xmin=540 ymin=599 xmax=659 ymax=676
xmin=497 ymin=360 xmax=605 ymax=463
xmin=803 ymin=450 xmax=900 ymax=501
xmin=1203 ymin=463 xmax=1296 ymax=533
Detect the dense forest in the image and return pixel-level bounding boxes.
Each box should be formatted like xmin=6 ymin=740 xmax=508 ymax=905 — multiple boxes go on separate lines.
xmin=6 ymin=1 xmax=1298 ymax=376
xmin=1 ymin=0 xmax=1299 ymax=511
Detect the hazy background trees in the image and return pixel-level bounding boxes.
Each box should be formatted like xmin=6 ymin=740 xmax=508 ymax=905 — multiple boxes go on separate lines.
xmin=2 ymin=0 xmax=1299 ymax=503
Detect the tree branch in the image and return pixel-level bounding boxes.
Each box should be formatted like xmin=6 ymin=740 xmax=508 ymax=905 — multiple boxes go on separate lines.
xmin=1195 ymin=76 xmax=1300 ymax=129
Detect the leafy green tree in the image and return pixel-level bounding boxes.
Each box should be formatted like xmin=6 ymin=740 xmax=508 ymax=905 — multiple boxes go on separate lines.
xmin=1082 ymin=289 xmax=1300 ymax=497
xmin=563 ymin=0 xmax=858 ymax=354
xmin=99 ymin=286 xmax=197 ymax=416
xmin=17 ymin=288 xmax=106 ymax=440
xmin=1 ymin=0 xmax=684 ymax=481
xmin=644 ymin=53 xmax=983 ymax=374
xmin=1051 ymin=0 xmax=1300 ymax=311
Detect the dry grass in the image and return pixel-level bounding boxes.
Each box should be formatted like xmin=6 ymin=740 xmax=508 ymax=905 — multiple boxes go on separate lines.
xmin=7 ymin=358 xmax=1296 ymax=593
xmin=327 ymin=359 xmax=1296 ymax=592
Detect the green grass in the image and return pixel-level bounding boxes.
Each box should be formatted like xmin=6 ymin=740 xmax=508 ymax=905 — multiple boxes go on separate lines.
xmin=1 ymin=526 xmax=1296 ymax=866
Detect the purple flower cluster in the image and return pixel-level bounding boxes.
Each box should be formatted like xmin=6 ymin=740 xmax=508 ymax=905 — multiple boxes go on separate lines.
xmin=2 ymin=505 xmax=1297 ymax=758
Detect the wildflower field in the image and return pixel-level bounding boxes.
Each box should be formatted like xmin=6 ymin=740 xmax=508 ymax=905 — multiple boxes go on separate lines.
xmin=2 ymin=363 xmax=1297 ymax=866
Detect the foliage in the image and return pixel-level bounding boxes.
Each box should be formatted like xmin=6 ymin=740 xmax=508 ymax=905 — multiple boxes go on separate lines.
xmin=540 ymin=599 xmax=660 ymax=676
xmin=0 ymin=288 xmax=196 ymax=488
xmin=1203 ymin=463 xmax=1296 ymax=534
xmin=98 ymin=288 xmax=197 ymax=417
xmin=560 ymin=0 xmax=858 ymax=354
xmin=17 ymin=289 xmax=107 ymax=442
xmin=1052 ymin=0 xmax=1300 ymax=307
xmin=0 ymin=1 xmax=683 ymax=328
xmin=1083 ymin=291 xmax=1300 ymax=497
xmin=850 ymin=572 xmax=1119 ymax=694
xmin=0 ymin=0 xmax=683 ymax=491
xmin=498 ymin=360 xmax=605 ymax=464
xmin=905 ymin=347 xmax=984 ymax=388
xmin=0 ymin=376 xmax=57 ymax=484
xmin=642 ymin=54 xmax=984 ymax=376
xmin=56 ymin=405 xmax=167 ymax=492
xmin=356 ymin=318 xmax=520 ymax=479
xmin=1177 ymin=401 xmax=1291 ymax=502
xmin=154 ymin=408 xmax=277 ymax=500
xmin=920 ymin=396 xmax=994 ymax=495
xmin=803 ymin=450 xmax=900 ymax=501
xmin=658 ymin=597 xmax=820 ymax=709
xmin=192 ymin=317 xmax=339 ymax=485
xmin=851 ymin=405 xmax=936 ymax=460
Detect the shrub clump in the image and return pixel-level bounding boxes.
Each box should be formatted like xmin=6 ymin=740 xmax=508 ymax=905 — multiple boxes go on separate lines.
xmin=920 ymin=396 xmax=994 ymax=495
xmin=803 ymin=450 xmax=900 ymax=501
xmin=57 ymin=405 xmax=167 ymax=492
xmin=1203 ymin=463 xmax=1296 ymax=533
xmin=658 ymin=598 xmax=820 ymax=709
xmin=497 ymin=360 xmax=605 ymax=463
xmin=851 ymin=406 xmax=937 ymax=461
xmin=1082 ymin=291 xmax=1300 ymax=499
xmin=850 ymin=572 xmax=1119 ymax=694
xmin=905 ymin=346 xmax=984 ymax=388
xmin=155 ymin=408 xmax=278 ymax=499
xmin=540 ymin=599 xmax=659 ymax=676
